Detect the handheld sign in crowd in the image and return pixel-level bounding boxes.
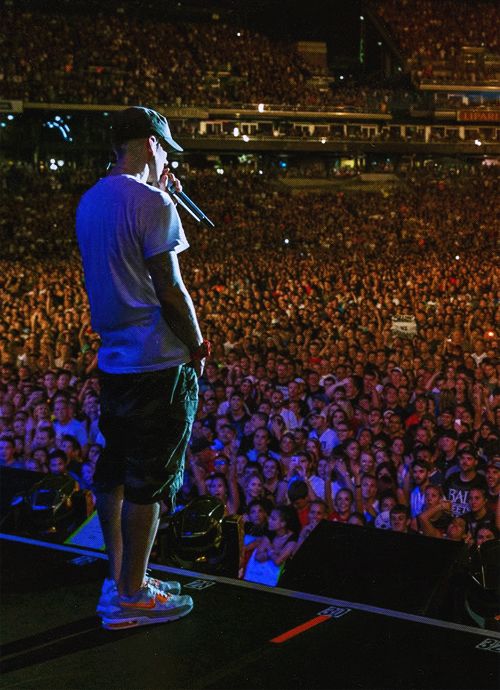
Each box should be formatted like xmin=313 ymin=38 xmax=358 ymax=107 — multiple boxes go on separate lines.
xmin=391 ymin=314 xmax=417 ymax=338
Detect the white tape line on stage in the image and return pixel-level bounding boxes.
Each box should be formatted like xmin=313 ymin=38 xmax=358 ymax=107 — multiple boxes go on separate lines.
xmin=2 ymin=531 xmax=499 ymax=641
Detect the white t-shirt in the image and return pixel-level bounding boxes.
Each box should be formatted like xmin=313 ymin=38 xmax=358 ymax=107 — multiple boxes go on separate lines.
xmin=217 ymin=401 xmax=230 ymax=416
xmin=309 ymin=475 xmax=343 ymax=502
xmin=308 ymin=427 xmax=340 ymax=456
xmin=53 ymin=419 xmax=88 ymax=448
xmin=279 ymin=408 xmax=301 ymax=431
xmin=76 ymin=175 xmax=190 ymax=373
xmin=375 ymin=510 xmax=391 ymax=529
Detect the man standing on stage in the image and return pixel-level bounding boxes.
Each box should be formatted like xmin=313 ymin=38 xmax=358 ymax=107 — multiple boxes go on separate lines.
xmin=77 ymin=106 xmax=209 ymax=630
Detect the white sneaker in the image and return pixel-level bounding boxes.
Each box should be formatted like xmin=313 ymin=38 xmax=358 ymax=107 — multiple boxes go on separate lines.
xmin=96 ymin=574 xmax=181 ymax=615
xmin=101 ymin=582 xmax=193 ymax=630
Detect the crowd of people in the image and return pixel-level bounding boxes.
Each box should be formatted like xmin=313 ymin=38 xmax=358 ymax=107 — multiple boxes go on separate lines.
xmin=3 ymin=3 xmax=498 ymax=113
xmin=0 ymin=8 xmax=349 ymax=109
xmin=0 ymin=161 xmax=498 ymax=583
xmin=2 ymin=3 xmax=498 ymax=115
xmin=375 ymin=0 xmax=499 ymax=83
xmin=0 ymin=8 xmax=418 ymax=111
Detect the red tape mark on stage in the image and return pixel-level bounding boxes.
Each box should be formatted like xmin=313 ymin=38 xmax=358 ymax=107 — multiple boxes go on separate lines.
xmin=270 ymin=615 xmax=331 ymax=644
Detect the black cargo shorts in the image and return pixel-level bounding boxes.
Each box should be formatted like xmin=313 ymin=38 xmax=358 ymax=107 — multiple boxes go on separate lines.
xmin=94 ymin=363 xmax=198 ymax=505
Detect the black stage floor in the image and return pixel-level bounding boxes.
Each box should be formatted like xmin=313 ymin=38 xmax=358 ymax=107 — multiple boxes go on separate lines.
xmin=1 ymin=535 xmax=499 ymax=690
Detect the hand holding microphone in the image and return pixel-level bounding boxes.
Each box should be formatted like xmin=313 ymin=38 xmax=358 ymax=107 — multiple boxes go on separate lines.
xmin=160 ymin=166 xmax=182 ymax=195
xmin=160 ymin=166 xmax=215 ymax=229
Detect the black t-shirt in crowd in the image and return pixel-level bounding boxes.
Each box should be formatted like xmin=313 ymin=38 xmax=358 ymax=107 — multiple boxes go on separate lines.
xmin=444 ymin=473 xmax=488 ymax=517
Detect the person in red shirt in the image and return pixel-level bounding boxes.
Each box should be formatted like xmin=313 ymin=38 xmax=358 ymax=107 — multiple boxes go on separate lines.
xmin=405 ymin=394 xmax=429 ymax=429
xmin=287 ymin=479 xmax=311 ymax=528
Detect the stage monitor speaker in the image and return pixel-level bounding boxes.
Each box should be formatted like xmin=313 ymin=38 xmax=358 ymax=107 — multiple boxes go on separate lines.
xmin=464 ymin=539 xmax=500 ymax=630
xmin=0 ymin=466 xmax=90 ymax=541
xmin=158 ymin=512 xmax=242 ymax=579
xmin=0 ymin=467 xmax=46 ymax=519
xmin=279 ymin=521 xmax=467 ymax=618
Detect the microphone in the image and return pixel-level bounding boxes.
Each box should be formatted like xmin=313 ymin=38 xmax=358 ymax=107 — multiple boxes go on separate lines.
xmin=167 ymin=180 xmax=215 ymax=229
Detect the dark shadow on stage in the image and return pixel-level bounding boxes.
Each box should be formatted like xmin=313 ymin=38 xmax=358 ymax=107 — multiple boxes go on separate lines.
xmin=0 ymin=616 xmax=141 ymax=675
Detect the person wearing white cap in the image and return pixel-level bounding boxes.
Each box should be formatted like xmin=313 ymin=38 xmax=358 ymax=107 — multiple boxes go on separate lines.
xmin=308 ymin=410 xmax=339 ymax=456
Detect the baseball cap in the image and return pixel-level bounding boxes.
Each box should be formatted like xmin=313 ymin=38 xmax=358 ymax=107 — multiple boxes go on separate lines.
xmin=457 ymin=446 xmax=477 ymax=459
xmin=111 ymin=106 xmax=183 ymax=152
xmin=308 ymin=409 xmax=327 ymax=420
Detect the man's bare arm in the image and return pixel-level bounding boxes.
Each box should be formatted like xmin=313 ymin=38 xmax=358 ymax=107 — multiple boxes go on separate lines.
xmin=146 ymin=251 xmax=203 ymax=356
